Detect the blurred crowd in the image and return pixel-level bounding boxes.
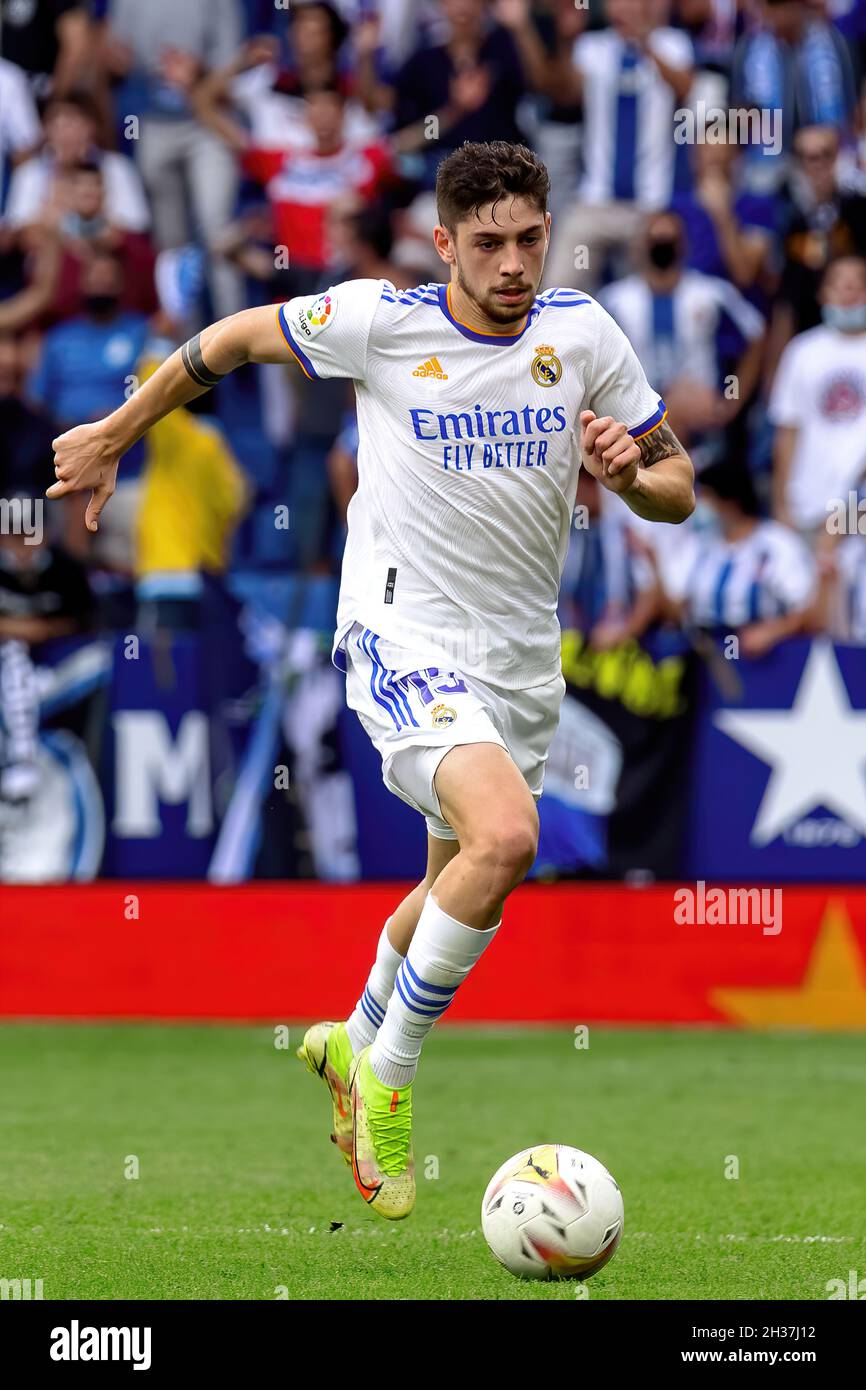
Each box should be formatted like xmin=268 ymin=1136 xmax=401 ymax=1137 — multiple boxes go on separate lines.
xmin=2 ymin=0 xmax=866 ymax=671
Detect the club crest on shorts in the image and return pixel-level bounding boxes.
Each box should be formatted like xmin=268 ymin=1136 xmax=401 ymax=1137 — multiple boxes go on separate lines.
xmin=431 ymin=702 xmax=457 ymax=728
xmin=530 ymin=344 xmax=561 ymax=388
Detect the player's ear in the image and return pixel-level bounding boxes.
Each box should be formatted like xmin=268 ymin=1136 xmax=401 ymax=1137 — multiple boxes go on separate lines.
xmin=432 ymin=224 xmax=453 ymax=265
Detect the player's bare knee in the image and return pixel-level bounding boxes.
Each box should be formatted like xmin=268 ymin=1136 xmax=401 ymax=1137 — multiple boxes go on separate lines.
xmin=466 ymin=816 xmax=538 ymax=899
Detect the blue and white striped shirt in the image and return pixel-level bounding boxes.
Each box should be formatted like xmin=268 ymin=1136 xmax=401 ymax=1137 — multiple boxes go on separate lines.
xmin=665 ymin=520 xmax=816 ymax=629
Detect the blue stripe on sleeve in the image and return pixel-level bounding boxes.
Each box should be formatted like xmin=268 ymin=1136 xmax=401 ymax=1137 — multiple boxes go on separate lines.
xmin=277 ymin=303 xmax=320 ymax=379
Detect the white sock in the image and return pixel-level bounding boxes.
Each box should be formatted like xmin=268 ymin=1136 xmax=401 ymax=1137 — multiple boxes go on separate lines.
xmin=345 ymin=919 xmax=404 ymax=1055
xmin=370 ymin=892 xmax=500 ymax=1088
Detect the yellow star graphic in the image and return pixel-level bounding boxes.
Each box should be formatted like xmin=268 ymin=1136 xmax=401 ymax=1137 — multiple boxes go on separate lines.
xmin=711 ymin=900 xmax=866 ymax=1030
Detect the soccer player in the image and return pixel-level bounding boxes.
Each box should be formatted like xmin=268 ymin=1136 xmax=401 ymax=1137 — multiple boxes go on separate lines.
xmin=47 ymin=141 xmax=694 ymax=1221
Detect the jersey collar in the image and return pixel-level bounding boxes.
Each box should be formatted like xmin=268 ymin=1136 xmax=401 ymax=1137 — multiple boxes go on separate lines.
xmin=437 ymin=282 xmax=538 ymax=345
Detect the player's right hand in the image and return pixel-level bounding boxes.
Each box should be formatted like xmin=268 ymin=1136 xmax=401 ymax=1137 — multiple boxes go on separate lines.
xmin=47 ymin=422 xmax=120 ymax=533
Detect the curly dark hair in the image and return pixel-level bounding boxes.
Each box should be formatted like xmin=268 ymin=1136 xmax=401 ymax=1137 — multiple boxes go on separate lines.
xmin=435 ymin=141 xmax=550 ymax=232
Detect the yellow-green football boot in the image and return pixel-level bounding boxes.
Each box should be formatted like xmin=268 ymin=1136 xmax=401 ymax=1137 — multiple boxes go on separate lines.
xmin=296 ymin=1021 xmax=354 ymax=1164
xmin=349 ymin=1047 xmax=415 ymax=1219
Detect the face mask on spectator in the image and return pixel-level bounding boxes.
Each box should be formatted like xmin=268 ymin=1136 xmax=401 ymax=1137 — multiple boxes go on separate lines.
xmin=689 ymin=492 xmax=723 ymax=539
xmin=822 ymin=303 xmax=866 ymax=332
xmin=647 ymin=239 xmax=679 ymax=271
xmin=84 ymin=294 xmax=120 ymax=318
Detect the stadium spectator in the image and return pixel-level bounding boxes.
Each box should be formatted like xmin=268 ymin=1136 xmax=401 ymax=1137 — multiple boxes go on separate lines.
xmin=346 ymin=0 xmax=458 ymax=82
xmin=214 ymin=203 xmax=285 ymax=291
xmin=241 ymin=86 xmax=395 ymax=288
xmin=0 ymin=634 xmax=41 ymax=805
xmin=820 ymin=524 xmax=866 ymax=645
xmin=388 ymin=0 xmax=547 ymax=190
xmin=600 ymin=210 xmax=765 ymax=461
xmin=0 ymin=222 xmax=61 ymax=333
xmin=0 ymin=330 xmax=58 ymax=498
xmin=194 ymin=7 xmax=377 ymax=153
xmin=673 ymin=0 xmax=742 ymax=72
xmin=0 ymin=522 xmax=94 ymax=805
xmin=352 ymin=9 xmax=402 ymax=118
xmin=560 ymin=469 xmax=663 ymax=649
xmin=41 ymin=161 xmax=157 ymax=322
xmin=103 ymin=0 xmax=244 ymax=318
xmin=671 ymin=139 xmax=779 ymax=303
xmin=28 ymin=248 xmax=149 ymax=569
xmin=0 ymin=58 xmax=42 ymax=197
xmin=766 ymin=123 xmax=866 ymax=376
xmin=134 ymin=353 xmax=248 ymax=629
xmin=811 ymin=467 xmax=866 ymax=645
xmin=530 ymin=0 xmax=586 ymax=223
xmin=327 ymin=199 xmax=413 ymax=287
xmin=663 ymin=460 xmax=817 ymax=658
xmin=0 ymin=525 xmax=94 ymax=647
xmin=27 ymin=248 xmax=148 ymax=429
xmin=0 ymin=0 xmax=92 ymax=101
xmin=730 ymin=0 xmax=858 ymax=185
xmin=769 ymin=254 xmax=866 ymax=536
xmin=544 ymin=0 xmax=694 ymax=292
xmin=3 ymin=93 xmax=151 ymax=237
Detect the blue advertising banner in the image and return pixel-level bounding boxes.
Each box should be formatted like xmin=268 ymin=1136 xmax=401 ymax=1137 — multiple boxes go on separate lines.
xmin=102 ymin=637 xmax=219 ymax=879
xmin=686 ymin=639 xmax=866 ymax=882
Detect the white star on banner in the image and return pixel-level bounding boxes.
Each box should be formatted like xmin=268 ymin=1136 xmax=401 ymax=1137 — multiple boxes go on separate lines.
xmin=714 ymin=643 xmax=866 ymax=846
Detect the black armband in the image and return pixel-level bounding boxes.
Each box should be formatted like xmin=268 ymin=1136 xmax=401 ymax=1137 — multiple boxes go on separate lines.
xmin=181 ymin=334 xmax=226 ymax=389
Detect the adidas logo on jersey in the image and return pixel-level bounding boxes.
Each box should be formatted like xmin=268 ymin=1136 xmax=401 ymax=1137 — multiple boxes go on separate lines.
xmin=412 ymin=357 xmax=448 ymax=380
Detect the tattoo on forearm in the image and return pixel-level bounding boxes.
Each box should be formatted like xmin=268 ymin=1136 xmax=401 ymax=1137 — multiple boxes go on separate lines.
xmin=637 ymin=420 xmax=686 ymax=467
xmin=181 ymin=334 xmax=226 ymax=389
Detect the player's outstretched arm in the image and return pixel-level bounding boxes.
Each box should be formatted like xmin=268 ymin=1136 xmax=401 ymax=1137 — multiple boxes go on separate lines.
xmin=579 ymin=410 xmax=695 ymax=524
xmin=47 ymin=305 xmax=288 ymax=532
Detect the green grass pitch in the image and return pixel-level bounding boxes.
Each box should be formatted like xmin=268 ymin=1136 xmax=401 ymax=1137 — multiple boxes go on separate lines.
xmin=1 ymin=1024 xmax=864 ymax=1300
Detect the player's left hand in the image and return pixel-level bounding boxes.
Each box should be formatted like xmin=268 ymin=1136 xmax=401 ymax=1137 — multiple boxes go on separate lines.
xmin=579 ymin=410 xmax=641 ymax=495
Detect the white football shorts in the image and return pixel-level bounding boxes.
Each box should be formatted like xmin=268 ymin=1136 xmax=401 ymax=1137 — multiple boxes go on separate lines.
xmin=343 ymin=621 xmax=566 ymax=839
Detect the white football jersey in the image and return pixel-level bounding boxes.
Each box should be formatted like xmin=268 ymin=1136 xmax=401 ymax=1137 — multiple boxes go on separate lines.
xmin=278 ymin=279 xmax=665 ymax=688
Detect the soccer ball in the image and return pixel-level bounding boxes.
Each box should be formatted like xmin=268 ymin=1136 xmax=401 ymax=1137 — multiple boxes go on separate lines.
xmin=481 ymin=1144 xmax=623 ymax=1281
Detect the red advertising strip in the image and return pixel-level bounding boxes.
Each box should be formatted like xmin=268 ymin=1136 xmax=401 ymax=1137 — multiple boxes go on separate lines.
xmin=1 ymin=884 xmax=865 ymax=1025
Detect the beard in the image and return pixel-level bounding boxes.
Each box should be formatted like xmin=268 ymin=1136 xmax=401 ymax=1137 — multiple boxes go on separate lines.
xmin=455 ymin=263 xmax=534 ymax=325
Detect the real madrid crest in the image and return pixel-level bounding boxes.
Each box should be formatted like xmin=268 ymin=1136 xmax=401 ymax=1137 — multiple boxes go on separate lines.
xmin=530 ymin=344 xmax=562 ymax=388
xmin=431 ymin=703 xmax=457 ymax=729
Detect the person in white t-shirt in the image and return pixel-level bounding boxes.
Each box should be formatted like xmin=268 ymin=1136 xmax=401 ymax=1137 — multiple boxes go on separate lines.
xmin=769 ymin=255 xmax=866 ymax=538
xmin=45 ymin=139 xmax=695 ymax=1223
xmin=664 ymin=459 xmax=816 ymax=658
xmin=4 ymin=92 xmax=151 ymax=235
